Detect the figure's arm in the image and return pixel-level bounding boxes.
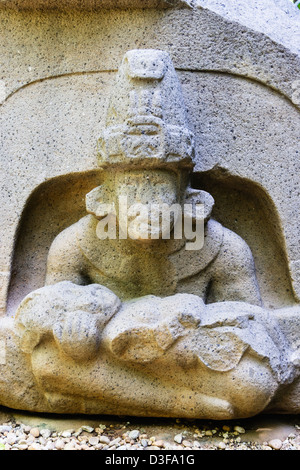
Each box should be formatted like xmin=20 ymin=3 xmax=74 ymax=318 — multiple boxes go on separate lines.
xmin=45 ymin=223 xmax=88 ymax=286
xmin=208 ymin=227 xmax=262 ymax=306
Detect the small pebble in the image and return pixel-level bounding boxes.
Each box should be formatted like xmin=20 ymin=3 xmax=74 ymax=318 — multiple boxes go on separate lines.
xmin=40 ymin=429 xmax=52 ymax=439
xmin=45 ymin=441 xmax=55 ymax=450
xmin=109 ymin=438 xmax=121 ymax=446
xmin=218 ymin=441 xmax=226 ymax=450
xmin=128 ymin=430 xmax=140 ymax=440
xmin=64 ymin=442 xmax=76 ymax=450
xmin=234 ymin=426 xmax=245 ymax=434
xmin=0 ymin=426 xmax=12 ymax=433
xmin=30 ymin=428 xmax=40 ymax=438
xmin=174 ymin=433 xmax=183 ymax=444
xmin=89 ymin=437 xmax=99 ymax=446
xmin=81 ymin=426 xmax=94 ymax=433
xmin=18 ymin=444 xmax=28 ymax=450
xmin=153 ymin=440 xmax=164 ymax=448
xmin=18 ymin=439 xmax=28 ymax=446
xmin=80 ymin=444 xmax=90 ymax=450
xmin=182 ymin=440 xmax=192 ymax=447
xmin=269 ymin=439 xmax=282 ymax=450
xmin=99 ymin=435 xmax=110 ymax=445
xmin=55 ymin=439 xmax=65 ymax=450
xmin=28 ymin=443 xmax=42 ymax=451
xmin=6 ymin=434 xmax=16 ymax=445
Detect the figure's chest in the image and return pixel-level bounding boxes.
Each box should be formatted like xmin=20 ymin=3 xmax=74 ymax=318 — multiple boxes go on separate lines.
xmin=85 ymin=250 xmax=212 ymax=301
xmin=85 ymin=251 xmax=177 ymax=299
xmin=77 ymin=215 xmax=223 ymax=301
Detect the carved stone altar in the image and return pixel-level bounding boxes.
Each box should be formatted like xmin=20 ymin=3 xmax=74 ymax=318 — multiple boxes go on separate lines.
xmin=0 ymin=1 xmax=300 ymax=419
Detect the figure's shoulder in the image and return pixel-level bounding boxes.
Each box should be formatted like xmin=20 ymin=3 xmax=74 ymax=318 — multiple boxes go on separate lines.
xmin=49 ymin=215 xmax=92 ymax=254
xmin=45 ymin=216 xmax=92 ymax=285
xmin=217 ymin=225 xmax=255 ymax=267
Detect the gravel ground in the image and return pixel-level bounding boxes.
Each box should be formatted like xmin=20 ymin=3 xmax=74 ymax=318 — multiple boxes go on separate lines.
xmin=0 ymin=417 xmax=300 ymax=450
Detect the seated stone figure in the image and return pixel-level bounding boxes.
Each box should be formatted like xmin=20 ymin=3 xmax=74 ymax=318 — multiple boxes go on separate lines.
xmin=45 ymin=52 xmax=261 ymax=306
xmin=46 ymin=170 xmax=261 ymax=306
xmin=6 ymin=50 xmax=295 ymax=418
xmin=43 ymin=49 xmax=261 ymax=363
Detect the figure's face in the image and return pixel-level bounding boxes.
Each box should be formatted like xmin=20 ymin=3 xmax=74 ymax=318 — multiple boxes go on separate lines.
xmin=112 ymin=170 xmax=182 ymax=242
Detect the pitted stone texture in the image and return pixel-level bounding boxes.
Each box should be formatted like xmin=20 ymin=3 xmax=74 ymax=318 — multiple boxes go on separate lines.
xmin=97 ymin=49 xmax=195 ymax=171
xmin=15 ymin=281 xmax=121 ymax=361
xmin=197 ymin=0 xmax=300 ymax=56
xmin=104 ymin=294 xmax=205 ymax=363
xmin=0 ymin=283 xmax=294 ymax=418
xmin=0 ymin=1 xmax=299 ymax=421
xmin=42 ymin=52 xmax=261 ymax=307
xmin=1 ymin=8 xmax=299 ymax=103
xmin=1 ymin=6 xmax=300 ymax=314
xmin=0 ymin=0 xmax=194 ymax=10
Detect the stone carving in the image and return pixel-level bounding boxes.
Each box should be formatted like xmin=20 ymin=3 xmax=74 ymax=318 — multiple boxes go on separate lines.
xmin=45 ymin=50 xmax=261 ymax=306
xmin=0 ymin=49 xmax=299 ymax=419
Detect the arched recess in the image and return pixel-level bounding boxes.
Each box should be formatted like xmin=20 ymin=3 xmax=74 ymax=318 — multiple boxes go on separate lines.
xmin=1 ymin=68 xmax=299 ymax=314
xmin=191 ymin=168 xmax=295 ymax=309
xmin=6 ymin=171 xmax=102 ymax=316
xmin=6 ymin=167 xmax=295 ymax=315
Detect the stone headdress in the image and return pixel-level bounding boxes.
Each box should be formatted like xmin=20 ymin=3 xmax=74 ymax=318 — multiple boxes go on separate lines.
xmin=97 ymin=49 xmax=195 ymax=171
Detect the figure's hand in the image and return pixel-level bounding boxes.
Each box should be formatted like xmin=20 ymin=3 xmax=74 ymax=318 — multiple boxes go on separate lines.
xmin=14 ymin=281 xmax=122 ymax=357
xmin=53 ymin=311 xmax=102 ymax=362
xmin=14 ymin=293 xmax=54 ymax=354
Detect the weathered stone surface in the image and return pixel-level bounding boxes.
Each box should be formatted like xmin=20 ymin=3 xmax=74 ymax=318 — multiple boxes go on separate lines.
xmin=15 ymin=281 xmax=121 ymax=360
xmin=0 ymin=0 xmax=194 ymax=10
xmin=2 ymin=282 xmax=292 ymax=418
xmin=0 ymin=3 xmax=299 ymax=419
xmin=197 ymin=0 xmax=300 ymax=56
xmin=1 ymin=7 xmax=299 ymax=315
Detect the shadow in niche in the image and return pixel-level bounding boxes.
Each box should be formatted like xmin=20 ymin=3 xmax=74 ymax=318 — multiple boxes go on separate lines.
xmin=6 ymin=168 xmax=295 ymax=316
xmin=6 ymin=171 xmax=102 ymax=317
xmin=191 ymin=168 xmax=295 ymax=310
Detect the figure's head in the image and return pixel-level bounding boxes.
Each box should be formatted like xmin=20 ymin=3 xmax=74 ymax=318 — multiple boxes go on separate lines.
xmin=86 ymin=167 xmax=189 ymax=243
xmin=113 ymin=168 xmax=186 ymax=242
xmin=86 ymin=49 xmax=201 ymax=243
